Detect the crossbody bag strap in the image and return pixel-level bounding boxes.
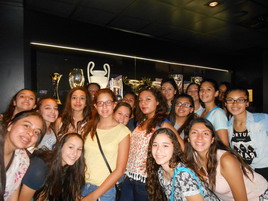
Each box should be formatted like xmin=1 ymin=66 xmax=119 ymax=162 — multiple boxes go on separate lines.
xmin=95 ymin=132 xmax=112 ymax=173
xmin=95 ymin=132 xmax=120 ymax=194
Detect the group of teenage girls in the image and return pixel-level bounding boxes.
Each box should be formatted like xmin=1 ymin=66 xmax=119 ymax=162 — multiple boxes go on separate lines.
xmin=0 ymin=78 xmax=267 ymax=201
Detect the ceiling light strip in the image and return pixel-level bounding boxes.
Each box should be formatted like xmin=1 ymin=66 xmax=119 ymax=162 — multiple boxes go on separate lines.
xmin=30 ymin=42 xmax=229 ymax=72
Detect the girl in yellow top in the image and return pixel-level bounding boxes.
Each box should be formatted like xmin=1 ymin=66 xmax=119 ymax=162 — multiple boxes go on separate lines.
xmin=82 ymin=88 xmax=130 ymax=201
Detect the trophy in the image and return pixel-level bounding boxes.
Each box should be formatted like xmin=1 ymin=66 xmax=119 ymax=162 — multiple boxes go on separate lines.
xmin=123 ymin=77 xmax=150 ymax=95
xmin=69 ymin=68 xmax=85 ymax=89
xmin=50 ymin=73 xmax=62 ymax=105
xmin=87 ymin=61 xmax=110 ymax=88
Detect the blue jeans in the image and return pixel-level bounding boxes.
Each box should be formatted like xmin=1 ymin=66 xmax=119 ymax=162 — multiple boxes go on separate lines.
xmin=82 ymin=183 xmax=116 ymax=201
xmin=119 ymin=176 xmax=148 ymax=201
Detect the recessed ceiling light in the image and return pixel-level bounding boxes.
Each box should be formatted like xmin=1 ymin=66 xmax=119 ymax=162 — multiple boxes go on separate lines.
xmin=208 ymin=1 xmax=220 ymax=7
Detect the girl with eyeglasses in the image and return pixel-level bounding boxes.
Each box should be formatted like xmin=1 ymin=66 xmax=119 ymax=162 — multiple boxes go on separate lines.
xmin=185 ymin=118 xmax=268 ymax=201
xmin=81 ymin=88 xmax=130 ymax=201
xmin=226 ymin=87 xmax=268 ymax=181
xmin=199 ymin=79 xmax=229 ymax=146
xmin=120 ymin=87 xmax=184 ymax=201
xmin=55 ymin=87 xmax=92 ymax=137
xmin=169 ymin=94 xmax=196 ymax=140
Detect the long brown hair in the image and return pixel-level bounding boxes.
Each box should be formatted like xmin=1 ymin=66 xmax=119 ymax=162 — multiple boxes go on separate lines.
xmin=59 ymin=87 xmax=92 ymax=135
xmin=135 ymin=87 xmax=168 ymax=133
xmin=168 ymin=94 xmax=196 ymax=137
xmin=0 ymin=125 xmax=5 ymax=201
xmin=83 ymin=88 xmax=117 ymax=140
xmin=146 ymin=128 xmax=185 ymax=201
xmin=1 ymin=89 xmax=37 ymax=127
xmin=34 ymin=133 xmax=85 ymax=201
xmin=184 ymin=118 xmax=253 ymax=190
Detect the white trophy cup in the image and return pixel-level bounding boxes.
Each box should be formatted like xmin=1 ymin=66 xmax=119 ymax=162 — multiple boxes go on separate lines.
xmin=87 ymin=61 xmax=110 ymax=89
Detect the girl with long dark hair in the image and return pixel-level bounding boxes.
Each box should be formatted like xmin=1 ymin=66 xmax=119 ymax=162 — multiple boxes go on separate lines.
xmin=186 ymin=83 xmax=204 ymax=117
xmin=199 ymin=79 xmax=229 ymax=146
xmin=120 ymin=87 xmax=184 ymax=201
xmin=146 ymin=128 xmax=219 ymax=201
xmin=55 ymin=86 xmax=92 ymax=137
xmin=3 ymin=111 xmax=46 ymax=200
xmin=185 ymin=118 xmax=268 ymax=201
xmin=0 ymin=89 xmax=37 ymax=127
xmin=36 ymin=97 xmax=59 ymax=150
xmin=169 ymin=94 xmax=196 ymax=139
xmin=161 ymin=78 xmax=179 ymax=113
xmin=19 ymin=133 xmax=85 ymax=201
xmin=226 ymin=87 xmax=268 ymax=180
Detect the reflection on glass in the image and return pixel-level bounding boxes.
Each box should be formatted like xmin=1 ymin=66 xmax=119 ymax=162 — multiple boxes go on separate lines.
xmin=69 ymin=68 xmax=85 ymax=89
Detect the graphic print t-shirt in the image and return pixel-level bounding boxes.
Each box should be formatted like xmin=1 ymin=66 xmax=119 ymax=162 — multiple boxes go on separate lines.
xmin=231 ymin=129 xmax=257 ymax=165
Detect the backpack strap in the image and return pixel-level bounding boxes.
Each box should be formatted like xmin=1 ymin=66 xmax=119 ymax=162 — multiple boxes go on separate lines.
xmin=170 ymin=167 xmax=204 ymax=201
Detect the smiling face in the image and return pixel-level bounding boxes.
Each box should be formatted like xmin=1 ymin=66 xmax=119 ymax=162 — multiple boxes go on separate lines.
xmin=61 ymin=136 xmax=83 ymax=166
xmin=113 ymin=106 xmax=131 ymax=125
xmin=187 ymin=84 xmax=199 ymax=102
xmin=6 ymin=115 xmax=43 ymax=150
xmin=94 ymin=93 xmax=115 ymax=118
xmin=225 ymin=90 xmax=249 ymax=117
xmin=71 ymin=90 xmax=87 ymax=112
xmin=123 ymin=93 xmax=135 ymax=109
xmin=13 ymin=90 xmax=36 ymax=113
xmin=161 ymin=82 xmax=177 ymax=102
xmin=188 ymin=122 xmax=214 ymax=156
xmin=138 ymin=90 xmax=159 ymax=119
xmin=199 ymin=81 xmax=218 ymax=104
xmin=152 ymin=133 xmax=174 ymax=169
xmin=175 ymin=97 xmax=194 ymax=118
xmin=38 ymin=99 xmax=59 ymax=124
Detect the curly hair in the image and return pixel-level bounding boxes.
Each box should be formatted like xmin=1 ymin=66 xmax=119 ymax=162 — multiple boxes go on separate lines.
xmin=168 ymin=94 xmax=196 ymax=138
xmin=34 ymin=133 xmax=85 ymax=201
xmin=58 ymin=87 xmax=92 ymax=136
xmin=135 ymin=87 xmax=168 ymax=133
xmin=83 ymin=88 xmax=117 ymax=140
xmin=184 ymin=118 xmax=253 ymax=190
xmin=146 ymin=128 xmax=185 ymax=201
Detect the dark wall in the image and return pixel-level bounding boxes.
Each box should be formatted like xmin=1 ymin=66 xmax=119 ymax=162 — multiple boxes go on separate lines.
xmin=0 ymin=5 xmax=266 ymax=113
xmin=0 ymin=1 xmax=24 ymax=113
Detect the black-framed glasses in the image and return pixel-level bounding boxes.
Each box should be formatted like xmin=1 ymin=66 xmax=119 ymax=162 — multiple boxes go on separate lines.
xmin=175 ymin=102 xmax=193 ymax=108
xmin=225 ymin=98 xmax=248 ymax=104
xmin=96 ymin=100 xmax=114 ymax=107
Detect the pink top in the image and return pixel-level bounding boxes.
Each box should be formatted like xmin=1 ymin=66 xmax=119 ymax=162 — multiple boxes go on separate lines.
xmin=4 ymin=149 xmax=29 ymax=200
xmin=125 ymin=125 xmax=154 ymax=183
xmin=215 ymin=149 xmax=268 ymax=201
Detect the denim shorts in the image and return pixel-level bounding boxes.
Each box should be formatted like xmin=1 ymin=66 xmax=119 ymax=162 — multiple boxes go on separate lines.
xmin=82 ymin=183 xmax=116 ymax=201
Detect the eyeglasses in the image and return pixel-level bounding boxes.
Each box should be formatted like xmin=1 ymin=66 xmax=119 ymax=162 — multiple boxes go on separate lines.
xmin=225 ymin=98 xmax=248 ymax=104
xmin=175 ymin=102 xmax=193 ymax=108
xmin=96 ymin=100 xmax=114 ymax=107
